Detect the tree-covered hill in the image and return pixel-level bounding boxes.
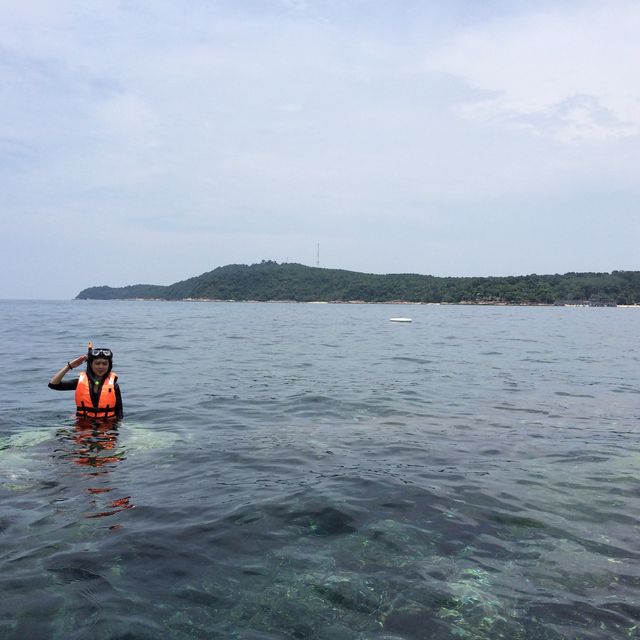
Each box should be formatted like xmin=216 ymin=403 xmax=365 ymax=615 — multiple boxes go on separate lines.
xmin=76 ymin=261 xmax=640 ymax=305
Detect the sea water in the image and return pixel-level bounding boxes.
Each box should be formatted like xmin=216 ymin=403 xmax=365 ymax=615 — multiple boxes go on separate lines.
xmin=0 ymin=300 xmax=639 ymax=639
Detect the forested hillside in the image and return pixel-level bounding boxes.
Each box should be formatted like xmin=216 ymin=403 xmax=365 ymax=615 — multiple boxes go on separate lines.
xmin=76 ymin=261 xmax=640 ymax=305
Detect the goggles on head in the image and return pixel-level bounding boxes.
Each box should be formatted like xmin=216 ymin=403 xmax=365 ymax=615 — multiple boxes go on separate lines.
xmin=89 ymin=348 xmax=113 ymax=358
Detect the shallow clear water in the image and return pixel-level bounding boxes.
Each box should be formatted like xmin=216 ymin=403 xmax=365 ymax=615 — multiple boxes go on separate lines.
xmin=1 ymin=300 xmax=639 ymax=639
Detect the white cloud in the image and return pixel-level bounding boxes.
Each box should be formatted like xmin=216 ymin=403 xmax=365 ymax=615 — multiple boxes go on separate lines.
xmin=96 ymin=94 xmax=160 ymax=141
xmin=1 ymin=1 xmax=639 ymax=297
xmin=425 ymin=1 xmax=640 ymax=141
xmin=278 ymin=103 xmax=304 ymax=113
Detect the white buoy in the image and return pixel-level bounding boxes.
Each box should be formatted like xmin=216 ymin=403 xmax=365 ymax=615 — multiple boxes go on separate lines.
xmin=390 ymin=317 xmax=412 ymax=322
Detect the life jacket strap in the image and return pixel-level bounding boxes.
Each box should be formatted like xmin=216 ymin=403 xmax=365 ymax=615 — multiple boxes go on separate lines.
xmin=76 ymin=403 xmax=116 ymax=418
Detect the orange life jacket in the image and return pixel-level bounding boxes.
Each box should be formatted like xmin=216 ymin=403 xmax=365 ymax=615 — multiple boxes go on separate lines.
xmin=75 ymin=371 xmax=118 ymax=419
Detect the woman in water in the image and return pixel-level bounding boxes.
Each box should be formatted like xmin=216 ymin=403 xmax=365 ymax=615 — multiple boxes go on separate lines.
xmin=49 ymin=346 xmax=123 ymax=419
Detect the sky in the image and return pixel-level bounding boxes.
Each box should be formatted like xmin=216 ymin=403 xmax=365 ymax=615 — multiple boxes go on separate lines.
xmin=1 ymin=0 xmax=639 ymax=299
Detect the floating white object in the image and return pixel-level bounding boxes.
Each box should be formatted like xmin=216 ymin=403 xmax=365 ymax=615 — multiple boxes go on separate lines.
xmin=390 ymin=317 xmax=412 ymax=322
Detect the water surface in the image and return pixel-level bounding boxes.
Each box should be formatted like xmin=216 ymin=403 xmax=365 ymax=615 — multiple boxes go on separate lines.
xmin=1 ymin=300 xmax=639 ymax=639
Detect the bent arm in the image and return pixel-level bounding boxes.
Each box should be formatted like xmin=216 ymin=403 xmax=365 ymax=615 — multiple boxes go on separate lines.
xmin=49 ymin=355 xmax=87 ymax=385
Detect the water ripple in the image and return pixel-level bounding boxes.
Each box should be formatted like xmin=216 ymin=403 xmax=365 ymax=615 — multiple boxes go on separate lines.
xmin=1 ymin=301 xmax=640 ymax=639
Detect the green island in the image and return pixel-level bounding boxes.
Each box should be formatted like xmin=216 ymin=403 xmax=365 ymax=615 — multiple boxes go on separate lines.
xmin=76 ymin=261 xmax=640 ymax=306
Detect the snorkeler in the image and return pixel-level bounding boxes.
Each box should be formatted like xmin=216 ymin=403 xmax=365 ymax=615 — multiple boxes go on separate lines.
xmin=49 ymin=344 xmax=123 ymax=419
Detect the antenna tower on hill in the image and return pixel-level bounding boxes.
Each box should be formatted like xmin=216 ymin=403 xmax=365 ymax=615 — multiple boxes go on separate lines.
xmin=316 ymin=243 xmax=320 ymax=267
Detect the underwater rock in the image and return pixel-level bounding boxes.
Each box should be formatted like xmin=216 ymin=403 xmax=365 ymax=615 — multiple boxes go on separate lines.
xmin=275 ymin=505 xmax=358 ymax=537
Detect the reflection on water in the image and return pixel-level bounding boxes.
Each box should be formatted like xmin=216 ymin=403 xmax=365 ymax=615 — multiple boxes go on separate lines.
xmin=67 ymin=420 xmax=122 ymax=466
xmin=56 ymin=419 xmax=134 ymax=523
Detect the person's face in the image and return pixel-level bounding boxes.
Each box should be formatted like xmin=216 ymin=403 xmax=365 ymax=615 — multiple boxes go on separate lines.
xmin=90 ymin=358 xmax=110 ymax=377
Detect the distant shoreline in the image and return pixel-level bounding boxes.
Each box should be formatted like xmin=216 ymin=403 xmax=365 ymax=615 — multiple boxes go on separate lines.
xmin=78 ymin=297 xmax=639 ymax=308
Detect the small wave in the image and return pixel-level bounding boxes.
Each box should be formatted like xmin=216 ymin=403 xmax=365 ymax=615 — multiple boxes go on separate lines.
xmin=494 ymin=404 xmax=550 ymax=415
xmin=387 ymin=356 xmax=433 ymax=364
xmin=555 ymin=391 xmax=596 ymax=398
